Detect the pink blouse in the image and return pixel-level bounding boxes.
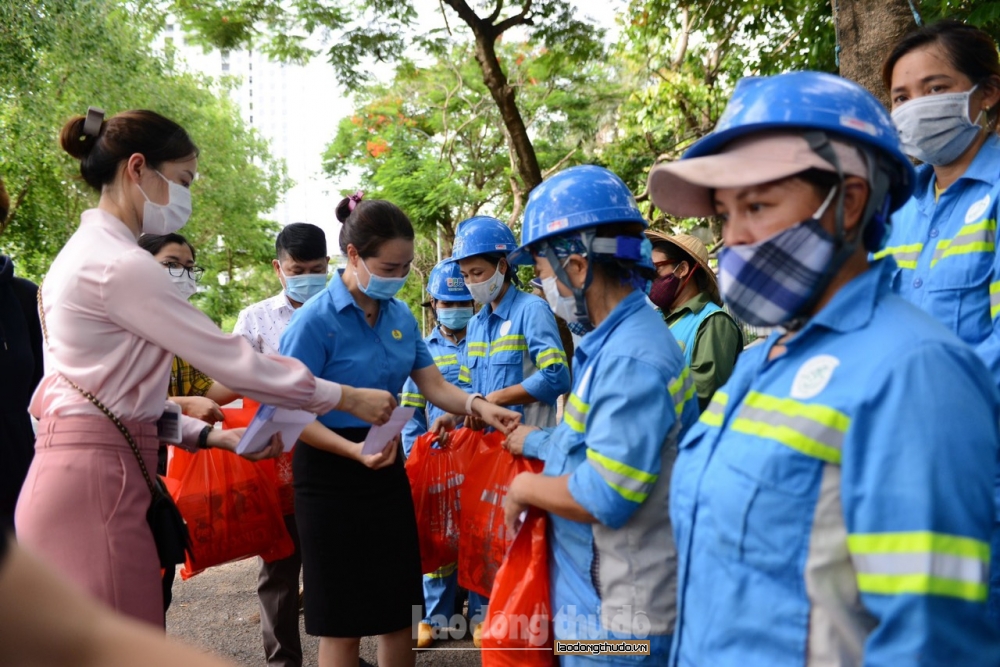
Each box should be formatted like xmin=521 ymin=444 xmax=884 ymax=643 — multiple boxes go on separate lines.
xmin=32 ymin=209 xmax=341 ymax=446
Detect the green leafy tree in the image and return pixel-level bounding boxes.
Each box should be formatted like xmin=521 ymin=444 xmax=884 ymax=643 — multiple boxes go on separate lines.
xmin=172 ymin=0 xmax=605 ymax=193
xmin=0 ymin=0 xmax=290 ymax=325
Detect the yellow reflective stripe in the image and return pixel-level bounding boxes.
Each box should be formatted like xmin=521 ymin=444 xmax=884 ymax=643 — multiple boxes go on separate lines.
xmin=458 ymin=365 xmax=471 ymax=383
xmin=586 ymin=448 xmax=658 ymax=503
xmin=669 ymin=367 xmax=696 ymax=417
xmin=426 ymin=562 xmax=458 ymax=578
xmin=873 ymin=243 xmax=922 ymax=270
xmin=848 ymin=531 xmax=990 ymax=601
xmin=990 ymin=281 xmax=1000 ymax=319
xmin=536 ymin=348 xmax=567 ymax=369
xmin=433 ymin=354 xmax=459 ymax=365
xmin=700 ymin=391 xmax=728 ymax=427
xmin=468 ymin=342 xmax=488 ymax=358
xmin=854 ymin=573 xmax=987 ymax=601
xmin=401 ymin=393 xmax=426 ymax=409
xmin=730 ymin=391 xmax=850 ymax=464
xmin=563 ymin=393 xmax=589 ymax=433
xmin=490 ymin=335 xmax=528 ymax=355
xmin=491 ymin=344 xmax=528 ymax=354
xmin=847 ymin=532 xmax=990 ymax=561
xmin=931 ymin=220 xmax=996 ymax=266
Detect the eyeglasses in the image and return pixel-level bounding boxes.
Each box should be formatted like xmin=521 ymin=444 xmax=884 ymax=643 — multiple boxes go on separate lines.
xmin=161 ymin=262 xmax=205 ymax=282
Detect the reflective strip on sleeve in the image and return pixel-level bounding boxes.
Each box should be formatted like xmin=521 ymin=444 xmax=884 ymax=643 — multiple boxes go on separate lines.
xmin=563 ymin=393 xmax=589 ymax=433
xmin=535 ymin=348 xmax=568 ymax=370
xmin=468 ymin=342 xmax=488 ymax=358
xmin=669 ymin=366 xmax=696 ymax=417
xmin=990 ymin=281 xmax=1000 ymax=320
xmin=730 ymin=391 xmax=850 ymax=464
xmin=490 ymin=334 xmax=528 ymax=355
xmin=433 ymin=354 xmax=459 ymax=368
xmin=458 ymin=365 xmax=471 ymax=384
xmin=586 ymin=448 xmax=658 ymax=503
xmin=931 ymin=220 xmax=996 ymax=267
xmin=700 ymin=391 xmax=728 ymax=427
xmin=401 ymin=392 xmax=427 ymax=409
xmin=848 ymin=532 xmax=990 ymax=602
xmin=873 ymin=242 xmax=923 ymax=270
xmin=425 ymin=562 xmax=458 ymax=578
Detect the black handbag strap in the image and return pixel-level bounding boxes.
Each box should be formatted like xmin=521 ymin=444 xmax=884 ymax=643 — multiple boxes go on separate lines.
xmin=37 ymin=286 xmax=159 ymax=498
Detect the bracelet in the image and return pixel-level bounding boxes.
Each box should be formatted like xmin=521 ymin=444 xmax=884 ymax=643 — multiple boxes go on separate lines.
xmin=197 ymin=425 xmax=212 ymax=449
xmin=465 ymin=392 xmax=484 ymax=416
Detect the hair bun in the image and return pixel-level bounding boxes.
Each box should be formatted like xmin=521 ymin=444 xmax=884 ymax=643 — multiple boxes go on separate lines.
xmin=59 ymin=116 xmax=98 ymax=160
xmin=335 ymin=190 xmax=364 ymax=223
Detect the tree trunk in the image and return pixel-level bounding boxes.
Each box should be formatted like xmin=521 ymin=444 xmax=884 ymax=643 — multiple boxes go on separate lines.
xmin=472 ymin=32 xmax=544 ymax=191
xmin=834 ymin=0 xmax=919 ymax=106
xmin=442 ymin=0 xmax=545 ymax=192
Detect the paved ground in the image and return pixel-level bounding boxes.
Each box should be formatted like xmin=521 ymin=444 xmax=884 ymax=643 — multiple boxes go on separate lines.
xmin=166 ymin=558 xmax=482 ymax=666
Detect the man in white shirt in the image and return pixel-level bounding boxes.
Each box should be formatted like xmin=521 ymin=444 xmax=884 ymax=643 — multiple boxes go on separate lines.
xmin=233 ymin=223 xmax=329 ymax=667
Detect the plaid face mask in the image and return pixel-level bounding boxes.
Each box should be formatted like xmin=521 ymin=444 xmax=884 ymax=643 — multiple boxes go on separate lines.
xmin=718 ymin=188 xmax=838 ymax=327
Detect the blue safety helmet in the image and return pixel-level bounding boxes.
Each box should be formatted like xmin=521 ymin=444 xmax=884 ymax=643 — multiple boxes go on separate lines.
xmin=508 ymin=165 xmax=649 ymax=266
xmin=426 ymin=260 xmax=472 ymax=302
xmin=511 ymin=165 xmax=653 ymax=330
xmin=685 ymin=71 xmax=915 ymax=212
xmin=450 ymin=216 xmax=519 ymax=263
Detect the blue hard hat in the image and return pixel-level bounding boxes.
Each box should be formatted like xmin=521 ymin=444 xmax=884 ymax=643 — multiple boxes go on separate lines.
xmin=450 ymin=216 xmax=519 ymax=263
xmin=426 ymin=260 xmax=471 ymax=302
xmin=509 ymin=165 xmax=648 ymax=265
xmin=682 ymin=71 xmax=915 ymax=211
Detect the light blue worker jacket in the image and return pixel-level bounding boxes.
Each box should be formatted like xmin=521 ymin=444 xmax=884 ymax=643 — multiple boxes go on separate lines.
xmin=670 ymin=259 xmax=1000 ymax=666
xmin=400 ymin=327 xmax=466 ymax=456
xmin=880 ymin=133 xmax=1000 ymax=387
xmin=522 ymin=290 xmax=699 ymax=665
xmin=458 ymin=285 xmax=570 ymax=428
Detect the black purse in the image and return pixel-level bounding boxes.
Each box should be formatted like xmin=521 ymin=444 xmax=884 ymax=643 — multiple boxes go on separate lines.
xmin=38 ymin=288 xmax=191 ymax=567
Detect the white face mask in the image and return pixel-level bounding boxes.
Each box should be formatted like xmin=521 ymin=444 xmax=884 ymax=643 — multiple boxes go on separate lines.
xmin=541 ymin=275 xmax=587 ymax=325
xmin=138 ymin=170 xmax=193 ymax=235
xmin=169 ymin=271 xmax=197 ymax=300
xmin=891 ymin=86 xmax=984 ymax=166
xmin=465 ymin=261 xmax=506 ymax=305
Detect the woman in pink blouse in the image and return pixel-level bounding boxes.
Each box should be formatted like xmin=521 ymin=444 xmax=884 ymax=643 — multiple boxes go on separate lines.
xmin=15 ymin=108 xmax=395 ymax=627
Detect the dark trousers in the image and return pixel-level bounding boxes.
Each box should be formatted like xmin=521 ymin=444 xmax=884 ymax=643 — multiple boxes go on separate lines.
xmin=258 ymin=513 xmax=303 ymax=667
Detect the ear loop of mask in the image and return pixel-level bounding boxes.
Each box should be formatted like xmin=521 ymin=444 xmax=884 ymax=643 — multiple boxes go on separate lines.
xmin=543 ymin=230 xmax=597 ymax=325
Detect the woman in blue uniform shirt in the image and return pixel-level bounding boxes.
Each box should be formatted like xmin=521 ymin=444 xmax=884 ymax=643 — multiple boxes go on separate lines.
xmin=280 ymin=197 xmax=519 ymax=667
xmin=400 ymin=259 xmax=474 ymax=649
xmin=433 ymin=215 xmax=571 ymax=644
xmin=880 ymin=20 xmax=1000 ymax=621
xmin=502 ymin=165 xmax=700 ymax=665
xmin=647 ymin=71 xmax=1000 ymax=666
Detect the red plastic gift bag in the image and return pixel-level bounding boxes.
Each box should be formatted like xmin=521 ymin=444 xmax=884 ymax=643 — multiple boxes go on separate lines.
xmin=458 ymin=432 xmax=544 ymax=597
xmin=166 ymin=446 xmax=295 ymax=580
xmin=481 ymin=508 xmax=555 ymax=667
xmin=222 ymin=398 xmax=296 ymax=518
xmin=406 ymin=429 xmax=479 ymax=574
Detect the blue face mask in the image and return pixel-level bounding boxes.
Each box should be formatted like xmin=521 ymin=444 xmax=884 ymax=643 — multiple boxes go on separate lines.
xmin=437 ymin=307 xmax=474 ymax=331
xmin=282 ymin=270 xmax=328 ymax=304
xmin=358 ymin=258 xmax=408 ymax=300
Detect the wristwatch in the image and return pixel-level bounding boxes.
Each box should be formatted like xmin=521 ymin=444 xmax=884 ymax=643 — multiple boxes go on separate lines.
xmin=465 ymin=392 xmax=484 ymax=416
xmin=197 ymin=425 xmax=213 ymax=449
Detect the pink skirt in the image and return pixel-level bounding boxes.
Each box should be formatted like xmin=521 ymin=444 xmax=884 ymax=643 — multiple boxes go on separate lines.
xmin=15 ymin=415 xmax=165 ymax=627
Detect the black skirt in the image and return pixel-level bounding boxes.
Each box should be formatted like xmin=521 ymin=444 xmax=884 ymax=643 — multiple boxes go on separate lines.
xmin=293 ymin=427 xmax=424 ymax=637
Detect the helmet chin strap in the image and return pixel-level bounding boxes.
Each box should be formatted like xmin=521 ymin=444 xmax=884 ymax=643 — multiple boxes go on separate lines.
xmin=544 ymin=229 xmax=597 ymax=326
xmin=783 ymin=132 xmax=894 ymax=332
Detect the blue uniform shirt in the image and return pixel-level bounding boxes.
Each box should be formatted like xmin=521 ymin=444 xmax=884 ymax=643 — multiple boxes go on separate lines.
xmin=880 ymin=133 xmax=1000 ymax=386
xmin=458 ymin=285 xmax=570 ymax=428
xmin=400 ymin=327 xmax=466 ymax=455
xmin=671 ymin=259 xmax=1000 ymax=666
xmin=522 ymin=290 xmax=699 ymax=665
xmin=280 ymin=270 xmax=434 ymax=429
